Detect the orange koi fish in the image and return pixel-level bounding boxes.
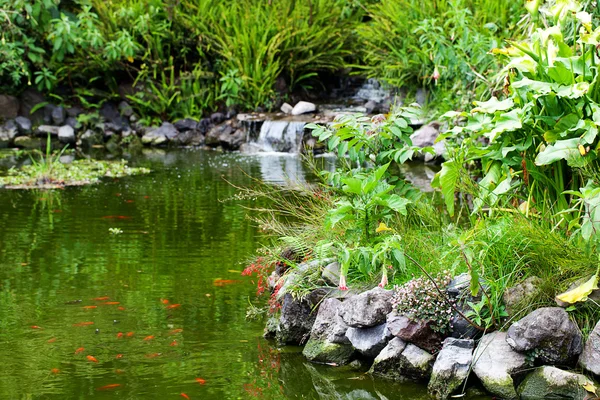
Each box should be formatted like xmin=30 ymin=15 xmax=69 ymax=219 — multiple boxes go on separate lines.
xmin=143 ymin=335 xmax=154 ymax=341
xmin=126 ymin=200 xmax=134 ymax=203
xmin=117 ymin=332 xmax=123 ymax=338
xmin=195 ymin=378 xmax=206 ymax=385
xmin=51 ymin=368 xmax=60 ymax=374
xmin=169 ymin=328 xmax=183 ymax=335
xmin=117 ymin=306 xmax=126 ymax=311
xmin=160 ymin=298 xmax=170 ymax=305
xmin=166 ymin=304 xmax=181 ymax=309
xmin=104 ymin=302 xmax=120 ymax=305
xmin=83 ymin=306 xmax=97 ymax=309
xmin=180 ymin=394 xmax=190 ymax=400
xmin=101 ymin=215 xmax=132 ymax=220
xmin=213 ymin=279 xmax=241 ymax=286
xmin=75 ymin=347 xmax=85 ymax=354
xmin=126 ymin=332 xmax=134 ymax=337
xmin=93 ymin=296 xmax=110 ymax=301
xmin=86 ymin=355 xmax=99 ymax=363
xmin=115 ymin=369 xmax=125 ymax=374
xmin=47 ymin=338 xmax=57 ymax=343
xmin=96 ymin=384 xmax=121 ymax=391
xmin=144 ymin=352 xmax=161 ymax=358
xmin=116 ymin=354 xmax=123 ymax=359
xmin=31 ymin=325 xmax=41 ymax=329
xmin=169 ymin=340 xmax=178 ymax=347
xmin=73 ymin=322 xmax=94 ymax=327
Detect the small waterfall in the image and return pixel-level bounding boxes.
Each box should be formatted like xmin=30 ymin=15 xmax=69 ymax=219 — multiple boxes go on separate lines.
xmin=250 ymin=120 xmax=306 ymax=153
xmin=354 ymin=78 xmax=390 ymax=103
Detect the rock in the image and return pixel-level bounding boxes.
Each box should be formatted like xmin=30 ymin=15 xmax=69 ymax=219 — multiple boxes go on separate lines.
xmin=517 ymin=366 xmax=591 ymax=400
xmin=205 ymin=124 xmax=233 ymax=147
xmin=14 ymin=116 xmax=32 ymax=135
xmin=0 ymin=128 xmax=10 ymax=148
xmin=264 ymin=315 xmax=279 ymax=339
xmin=322 ymin=262 xmax=341 ymax=287
xmin=416 ymin=88 xmax=428 ymax=106
xmin=174 ymin=118 xmax=198 ymax=132
xmin=65 ymin=117 xmax=79 ymax=130
xmin=66 ymin=107 xmax=83 ymax=118
xmin=100 ymin=102 xmax=128 ymax=132
xmin=220 ymin=128 xmax=245 ymax=150
xmin=428 ymin=338 xmax=474 ymax=400
xmin=364 ymin=100 xmax=378 ymax=114
xmin=291 ymin=101 xmax=317 ymax=115
xmin=141 ymin=122 xmax=178 ymax=146
xmin=118 ymin=101 xmax=133 ymax=117
xmin=339 ymin=287 xmax=393 ymax=328
xmin=58 ymin=125 xmax=75 ymax=145
xmin=579 ymin=319 xmax=600 ymax=376
xmin=472 ymin=331 xmax=530 ymax=400
xmin=277 ymin=293 xmax=317 ymax=345
xmin=35 ymin=125 xmax=60 ymax=137
xmin=506 ymin=307 xmax=582 ymax=364
xmin=370 ymin=338 xmax=434 ymax=381
xmin=14 ymin=136 xmax=40 ymax=149
xmin=1 ymin=120 xmax=18 ymax=141
xmin=210 ymin=112 xmax=226 ymax=124
xmin=387 ymin=312 xmax=443 ymax=353
xmin=503 ymin=276 xmax=542 ymax=318
xmin=18 ymin=88 xmax=46 ymax=124
xmin=345 ymin=323 xmax=392 ymax=358
xmin=280 ymin=103 xmax=293 ymax=114
xmin=0 ymin=95 xmax=19 ymax=119
xmin=308 ymin=298 xmax=349 ymax=344
xmin=302 ymin=338 xmax=355 ymax=365
xmin=80 ymin=130 xmax=103 ymax=148
xmin=198 ymin=118 xmax=212 ymax=134
xmin=51 ymin=106 xmax=66 ymax=125
xmin=447 ymin=272 xmax=485 ymax=339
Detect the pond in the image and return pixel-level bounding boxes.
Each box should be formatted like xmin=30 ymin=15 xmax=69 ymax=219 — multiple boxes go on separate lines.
xmin=0 ymin=149 xmax=485 ymax=399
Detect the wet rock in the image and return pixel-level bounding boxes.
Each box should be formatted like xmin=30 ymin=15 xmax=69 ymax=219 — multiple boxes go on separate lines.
xmin=19 ymin=88 xmax=46 ymax=124
xmin=387 ymin=312 xmax=443 ymax=353
xmin=345 ymin=323 xmax=393 ymax=358
xmin=35 ymin=125 xmax=60 ymax=137
xmin=364 ymin=100 xmax=378 ymax=114
xmin=210 ymin=112 xmax=226 ymax=124
xmin=472 ymin=331 xmax=530 ymax=400
xmin=503 ymin=276 xmax=542 ymax=318
xmin=0 ymin=128 xmax=10 ymax=148
xmin=14 ymin=136 xmax=40 ymax=149
xmin=506 ymin=307 xmax=582 ymax=364
xmin=322 ymin=262 xmax=341 ymax=287
xmin=14 ymin=116 xmax=32 ymax=135
xmin=410 ymin=122 xmax=444 ymax=163
xmin=118 ymin=101 xmax=133 ymax=117
xmin=447 ymin=273 xmax=485 ymax=339
xmin=141 ymin=122 xmax=178 ymax=146
xmin=302 ymin=339 xmax=354 ymax=365
xmin=226 ymin=109 xmax=237 ymax=120
xmin=100 ymin=102 xmax=128 ymax=132
xmin=0 ymin=95 xmax=19 ymax=119
xmin=174 ymin=118 xmax=198 ymax=132
xmin=205 ymin=124 xmax=233 ymax=147
xmin=308 ymin=298 xmax=350 ymax=344
xmin=79 ymin=130 xmax=103 ymax=148
xmin=58 ymin=125 xmax=75 ymax=145
xmin=291 ymin=101 xmax=317 ymax=115
xmin=51 ymin=106 xmax=66 ymax=125
xmin=198 ymin=118 xmax=212 ymax=134
xmin=339 ymin=287 xmax=393 ymax=328
xmin=2 ymin=120 xmax=18 ymax=142
xmin=277 ymin=293 xmax=317 ymax=345
xmin=370 ymin=338 xmax=434 ymax=381
xmin=579 ymin=319 xmax=600 ymax=376
xmin=219 ymin=128 xmax=245 ymax=150
xmin=280 ymin=103 xmax=293 ymax=114
xmin=65 ymin=117 xmax=79 ymax=131
xmin=428 ymin=338 xmax=474 ymax=400
xmin=517 ymin=366 xmax=591 ymax=400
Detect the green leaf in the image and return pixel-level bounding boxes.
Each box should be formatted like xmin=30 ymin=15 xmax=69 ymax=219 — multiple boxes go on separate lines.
xmin=535 ymin=138 xmax=580 ymax=165
xmin=382 ymin=194 xmax=410 ymax=215
xmin=439 ymin=160 xmax=460 ymax=216
xmin=488 ymin=109 xmax=523 ymax=142
xmin=471 ymin=97 xmax=514 ymax=113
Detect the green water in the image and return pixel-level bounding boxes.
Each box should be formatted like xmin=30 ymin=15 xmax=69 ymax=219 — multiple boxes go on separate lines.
xmin=0 ymin=149 xmax=486 ymax=399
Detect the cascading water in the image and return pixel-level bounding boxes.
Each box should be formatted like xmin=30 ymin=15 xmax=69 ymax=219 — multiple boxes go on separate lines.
xmin=247 ymin=120 xmax=306 ymax=153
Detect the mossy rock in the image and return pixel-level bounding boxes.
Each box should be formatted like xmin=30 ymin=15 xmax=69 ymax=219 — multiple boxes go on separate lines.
xmin=302 ymin=338 xmax=354 ymax=365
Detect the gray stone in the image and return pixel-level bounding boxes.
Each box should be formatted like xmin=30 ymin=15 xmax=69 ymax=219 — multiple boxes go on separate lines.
xmin=198 ymin=118 xmax=212 ymax=134
xmin=174 ymin=118 xmax=198 ymax=132
xmin=517 ymin=366 xmax=592 ymax=400
xmin=302 ymin=338 xmax=354 ymax=365
xmin=472 ymin=331 xmax=530 ymax=400
xmin=428 ymin=338 xmax=474 ymax=400
xmin=387 ymin=312 xmax=442 ymax=353
xmin=100 ymin=102 xmax=128 ymax=132
xmin=219 ymin=128 xmax=245 ymax=150
xmin=364 ymin=100 xmax=378 ymax=114
xmin=280 ymin=103 xmax=293 ymax=114
xmin=118 ymin=101 xmax=133 ymax=117
xmin=0 ymin=128 xmax=10 ymax=148
xmin=579 ymin=319 xmax=600 ymax=376
xmin=205 ymin=124 xmax=233 ymax=147
xmin=506 ymin=307 xmax=582 ymax=364
xmin=370 ymin=338 xmax=434 ymax=381
xmin=65 ymin=117 xmax=79 ymax=130
xmin=503 ymin=276 xmax=542 ymax=318
xmin=58 ymin=125 xmax=75 ymax=145
xmin=13 ymin=136 xmax=40 ymax=149
xmin=277 ymin=293 xmax=317 ymax=345
xmin=322 ymin=262 xmax=341 ymax=287
xmin=80 ymin=130 xmax=103 ymax=148
xmin=339 ymin=287 xmax=393 ymax=328
xmin=345 ymin=323 xmax=392 ymax=358
xmin=309 ymin=298 xmax=349 ymax=344
xmin=66 ymin=107 xmax=83 ymax=118
xmin=18 ymin=88 xmax=46 ymax=124
xmin=210 ymin=112 xmax=226 ymax=124
xmin=35 ymin=125 xmax=60 ymax=137
xmin=2 ymin=120 xmax=18 ymax=141
xmin=264 ymin=315 xmax=279 ymax=339
xmin=0 ymin=95 xmax=19 ymax=119
xmin=141 ymin=122 xmax=178 ymax=146
xmin=291 ymin=101 xmax=317 ymax=115
xmin=51 ymin=106 xmax=66 ymax=125
xmin=14 ymin=116 xmax=32 ymax=135
xmin=447 ymin=272 xmax=486 ymax=339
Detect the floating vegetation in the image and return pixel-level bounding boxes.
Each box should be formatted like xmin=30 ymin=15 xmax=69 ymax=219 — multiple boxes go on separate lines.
xmin=0 ymin=159 xmax=151 ymax=189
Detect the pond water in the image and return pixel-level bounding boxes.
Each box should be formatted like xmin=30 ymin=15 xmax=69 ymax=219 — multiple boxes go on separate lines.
xmin=0 ymin=149 xmax=486 ymax=399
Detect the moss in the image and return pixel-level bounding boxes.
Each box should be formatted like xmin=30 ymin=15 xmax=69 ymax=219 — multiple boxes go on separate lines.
xmin=302 ymin=338 xmax=354 ymax=365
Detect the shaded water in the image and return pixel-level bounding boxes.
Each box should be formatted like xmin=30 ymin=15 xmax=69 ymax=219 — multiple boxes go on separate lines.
xmin=0 ymin=149 xmax=485 ymax=399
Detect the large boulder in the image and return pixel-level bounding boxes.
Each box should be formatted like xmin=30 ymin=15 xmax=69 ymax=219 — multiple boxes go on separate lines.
xmin=506 ymin=307 xmax=582 ymax=364
xmin=141 ymin=122 xmax=178 ymax=146
xmin=14 ymin=116 xmax=32 ymax=135
xmin=174 ymin=118 xmax=198 ymax=132
xmin=219 ymin=128 xmax=245 ymax=150
xmin=502 ymin=276 xmax=542 ymax=318
xmin=302 ymin=339 xmax=355 ymax=366
xmin=205 ymin=124 xmax=233 ymax=147
xmin=291 ymin=101 xmax=316 ymax=115
xmin=472 ymin=331 xmax=530 ymax=400
xmin=517 ymin=366 xmax=592 ymax=400
xmin=428 ymin=338 xmax=474 ymax=400
xmin=579 ymin=319 xmax=600 ymax=376
xmin=387 ymin=312 xmax=443 ymax=353
xmin=277 ymin=293 xmax=317 ymax=345
xmin=370 ymin=337 xmax=434 ymax=381
xmin=339 ymin=287 xmax=393 ymax=328
xmin=345 ymin=323 xmax=392 ymax=358
xmin=0 ymin=95 xmax=19 ymax=119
